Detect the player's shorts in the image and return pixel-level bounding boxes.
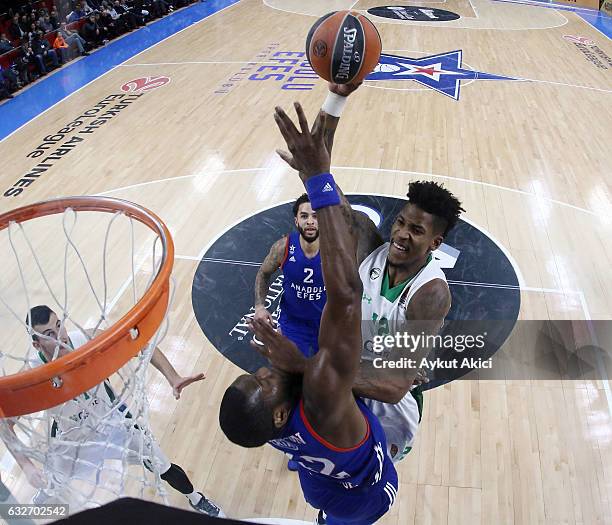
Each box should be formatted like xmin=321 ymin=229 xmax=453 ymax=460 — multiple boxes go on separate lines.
xmin=33 ymin=417 xmax=170 ymax=504
xmin=279 ymin=313 xmax=320 ymax=358
xmin=363 ymin=388 xmax=423 ymax=463
xmin=299 ymin=455 xmax=398 ymax=525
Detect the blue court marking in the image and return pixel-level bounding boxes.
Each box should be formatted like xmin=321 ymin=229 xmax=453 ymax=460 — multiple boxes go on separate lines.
xmin=0 ymin=0 xmax=241 ymax=142
xmin=577 ymin=10 xmax=612 ymax=38
xmin=493 ymin=0 xmax=612 ymax=38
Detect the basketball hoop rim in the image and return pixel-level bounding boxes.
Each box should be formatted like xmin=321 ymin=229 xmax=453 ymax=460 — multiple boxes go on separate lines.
xmin=0 ymin=196 xmax=174 ymax=418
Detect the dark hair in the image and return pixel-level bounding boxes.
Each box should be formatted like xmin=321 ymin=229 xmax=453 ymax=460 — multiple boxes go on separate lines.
xmin=292 ymin=193 xmax=310 ymax=217
xmin=219 ymin=383 xmax=276 ymax=448
xmin=406 ymin=181 xmax=464 ymax=237
xmin=25 ymin=305 xmax=55 ymax=341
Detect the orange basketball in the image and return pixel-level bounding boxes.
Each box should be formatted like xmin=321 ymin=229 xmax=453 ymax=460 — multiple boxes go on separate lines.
xmin=306 ymin=11 xmax=382 ymax=84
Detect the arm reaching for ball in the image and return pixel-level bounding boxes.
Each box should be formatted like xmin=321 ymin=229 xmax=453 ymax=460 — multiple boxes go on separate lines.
xmin=276 ymin=82 xmax=383 ymax=263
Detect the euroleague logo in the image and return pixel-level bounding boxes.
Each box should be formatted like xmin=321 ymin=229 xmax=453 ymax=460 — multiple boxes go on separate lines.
xmin=121 ymin=76 xmax=171 ymax=93
xmin=313 ymin=40 xmax=328 ymax=58
xmin=191 ymin=194 xmax=521 ymax=390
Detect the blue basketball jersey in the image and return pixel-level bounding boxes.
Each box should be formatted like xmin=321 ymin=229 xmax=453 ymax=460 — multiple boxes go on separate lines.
xmin=269 ymin=397 xmax=397 ymax=522
xmin=280 ymin=231 xmax=326 ymax=321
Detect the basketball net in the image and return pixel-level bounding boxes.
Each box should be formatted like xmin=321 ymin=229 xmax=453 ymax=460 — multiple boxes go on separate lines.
xmin=0 ymin=198 xmax=174 ymax=512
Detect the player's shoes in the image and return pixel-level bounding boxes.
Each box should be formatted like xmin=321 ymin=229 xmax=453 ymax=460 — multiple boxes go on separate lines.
xmin=315 ymin=510 xmax=327 ymax=524
xmin=190 ymin=492 xmax=225 ymax=518
xmin=287 ymin=459 xmax=299 ymax=471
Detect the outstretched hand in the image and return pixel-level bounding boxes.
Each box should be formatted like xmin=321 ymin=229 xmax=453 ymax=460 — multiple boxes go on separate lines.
xmin=248 ymin=317 xmax=306 ymax=375
xmin=172 ymin=373 xmax=206 ymax=399
xmin=274 ymin=102 xmax=330 ymax=181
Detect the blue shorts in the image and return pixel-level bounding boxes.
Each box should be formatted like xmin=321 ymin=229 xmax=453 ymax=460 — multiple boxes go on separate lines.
xmin=299 ymin=459 xmax=398 ymax=525
xmin=279 ymin=313 xmax=320 ymax=358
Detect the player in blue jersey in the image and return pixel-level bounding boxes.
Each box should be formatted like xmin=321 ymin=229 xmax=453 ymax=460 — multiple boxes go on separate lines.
xmin=254 ymin=193 xmax=325 ymax=358
xmin=219 ymin=105 xmax=399 ymax=525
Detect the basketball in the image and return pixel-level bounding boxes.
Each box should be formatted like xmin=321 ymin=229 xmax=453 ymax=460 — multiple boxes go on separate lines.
xmin=306 ymin=11 xmax=382 ymax=84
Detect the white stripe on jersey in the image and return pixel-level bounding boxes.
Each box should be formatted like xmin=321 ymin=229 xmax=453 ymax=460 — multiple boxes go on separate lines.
xmin=384 ymin=482 xmax=397 ymax=509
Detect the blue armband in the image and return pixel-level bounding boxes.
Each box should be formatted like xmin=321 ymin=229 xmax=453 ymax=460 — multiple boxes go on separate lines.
xmin=305 ymin=173 xmax=340 ymax=210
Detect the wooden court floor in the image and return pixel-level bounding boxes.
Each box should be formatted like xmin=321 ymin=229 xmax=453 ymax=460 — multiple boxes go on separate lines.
xmin=0 ymin=0 xmax=611 ymax=523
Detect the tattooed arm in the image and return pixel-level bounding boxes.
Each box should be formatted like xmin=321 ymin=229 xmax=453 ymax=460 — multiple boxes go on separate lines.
xmin=254 ymin=236 xmax=287 ymax=323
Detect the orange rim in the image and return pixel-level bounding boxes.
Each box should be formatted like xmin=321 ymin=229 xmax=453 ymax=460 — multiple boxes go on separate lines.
xmin=0 ymin=196 xmax=174 ymax=418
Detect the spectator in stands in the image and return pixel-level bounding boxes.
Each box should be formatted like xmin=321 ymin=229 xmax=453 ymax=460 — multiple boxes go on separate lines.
xmin=7 ymin=14 xmax=26 ymax=42
xmin=38 ymin=14 xmax=54 ymax=33
xmin=0 ymin=81 xmax=14 ymax=100
xmin=19 ymin=14 xmax=31 ymax=34
xmin=0 ymin=62 xmax=20 ymax=92
xmin=131 ymin=0 xmax=155 ymax=19
xmin=18 ymin=43 xmax=37 ymax=82
xmin=0 ymin=33 xmax=13 ymax=54
xmin=52 ymin=31 xmax=70 ymax=63
xmin=129 ymin=0 xmax=152 ymax=19
xmin=67 ymin=3 xmax=87 ymax=23
xmin=95 ymin=12 xmax=112 ymax=40
xmin=0 ymin=59 xmax=15 ymax=100
xmin=98 ymin=9 xmax=119 ymax=38
xmin=116 ymin=0 xmax=145 ymax=27
xmin=13 ymin=44 xmax=36 ymax=86
xmin=81 ymin=14 xmax=105 ymax=47
xmin=28 ymin=21 xmax=39 ymax=40
xmin=58 ymin=23 xmax=89 ymax=56
xmin=102 ymin=1 xmax=125 ymax=31
xmin=81 ymin=1 xmax=96 ymax=15
xmin=31 ymin=30 xmax=61 ymax=70
xmin=56 ymin=0 xmax=73 ymax=21
xmin=50 ymin=8 xmax=61 ymax=30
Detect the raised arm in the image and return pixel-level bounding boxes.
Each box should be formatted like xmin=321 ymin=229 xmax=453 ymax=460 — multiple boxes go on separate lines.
xmin=319 ymin=84 xmax=384 ymax=263
xmin=87 ymin=328 xmax=205 ymax=399
xmin=274 ymin=103 xmax=367 ymax=447
xmin=253 ymin=236 xmax=286 ymax=323
xmin=149 ymin=347 xmax=205 ymax=400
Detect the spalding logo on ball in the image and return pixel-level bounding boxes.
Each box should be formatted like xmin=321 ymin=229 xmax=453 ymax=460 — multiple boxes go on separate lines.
xmin=306 ymin=11 xmax=382 ymax=84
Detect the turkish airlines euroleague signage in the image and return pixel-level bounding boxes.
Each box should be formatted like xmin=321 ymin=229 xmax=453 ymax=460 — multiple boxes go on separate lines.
xmin=3 ymin=76 xmax=171 ymax=198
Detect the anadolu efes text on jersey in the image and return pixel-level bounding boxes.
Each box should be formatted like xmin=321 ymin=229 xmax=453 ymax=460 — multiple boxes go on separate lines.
xmin=280 ymin=231 xmax=326 ymax=320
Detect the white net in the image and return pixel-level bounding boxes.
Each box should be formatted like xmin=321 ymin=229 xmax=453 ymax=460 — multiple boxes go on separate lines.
xmin=0 ymin=199 xmax=173 ymax=513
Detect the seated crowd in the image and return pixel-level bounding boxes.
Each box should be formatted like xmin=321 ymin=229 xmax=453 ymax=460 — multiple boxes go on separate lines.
xmin=0 ymin=0 xmax=199 ymax=101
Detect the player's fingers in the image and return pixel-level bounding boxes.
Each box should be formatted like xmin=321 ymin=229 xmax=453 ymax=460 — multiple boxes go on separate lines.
xmin=258 ymin=318 xmax=278 ymax=338
xmin=250 ymin=339 xmax=270 ymax=359
xmin=251 ymin=318 xmax=275 ymax=343
xmin=311 ymin=118 xmax=320 ymax=137
xmin=313 ymin=111 xmax=327 ymax=143
xmin=249 ymin=317 xmax=264 ymax=333
xmin=276 ymin=149 xmax=298 ymax=170
xmin=274 ymin=111 xmax=294 ymax=147
xmin=275 ymin=106 xmax=300 ymax=138
xmin=294 ymin=102 xmax=310 ymax=136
